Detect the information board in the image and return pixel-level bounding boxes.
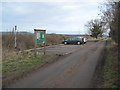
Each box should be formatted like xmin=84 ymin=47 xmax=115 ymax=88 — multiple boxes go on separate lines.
xmin=34 ymin=29 xmax=46 ymax=45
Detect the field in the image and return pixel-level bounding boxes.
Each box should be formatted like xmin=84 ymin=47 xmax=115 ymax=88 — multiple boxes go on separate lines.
xmin=2 ymin=32 xmax=92 ymax=60
xmin=2 ymin=51 xmax=60 ymax=87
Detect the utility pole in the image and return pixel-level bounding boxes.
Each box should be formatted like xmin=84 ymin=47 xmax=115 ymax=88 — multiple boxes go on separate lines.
xmin=14 ymin=25 xmax=17 ymax=49
xmin=12 ymin=27 xmax=14 ymax=48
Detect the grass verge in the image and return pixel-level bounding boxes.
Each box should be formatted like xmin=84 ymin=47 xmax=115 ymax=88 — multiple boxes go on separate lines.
xmin=87 ymin=37 xmax=104 ymax=42
xmin=2 ymin=51 xmax=57 ymax=87
xmin=102 ymin=39 xmax=119 ymax=88
xmin=87 ymin=39 xmax=100 ymax=42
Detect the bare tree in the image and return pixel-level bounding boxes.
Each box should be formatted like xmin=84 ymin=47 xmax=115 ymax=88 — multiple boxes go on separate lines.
xmin=85 ymin=19 xmax=103 ymax=39
xmin=100 ymin=1 xmax=120 ymax=43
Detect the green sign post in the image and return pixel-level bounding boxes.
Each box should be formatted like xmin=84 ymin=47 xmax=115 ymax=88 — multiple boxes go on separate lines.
xmin=34 ymin=29 xmax=46 ymax=55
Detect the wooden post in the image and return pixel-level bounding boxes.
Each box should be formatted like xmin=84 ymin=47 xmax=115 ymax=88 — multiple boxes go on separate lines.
xmin=44 ymin=30 xmax=46 ymax=55
xmin=14 ymin=25 xmax=17 ymax=49
xmin=34 ymin=30 xmax=37 ymax=56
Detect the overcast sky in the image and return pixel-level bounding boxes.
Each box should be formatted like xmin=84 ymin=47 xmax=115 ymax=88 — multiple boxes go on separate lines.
xmin=1 ymin=0 xmax=105 ymax=34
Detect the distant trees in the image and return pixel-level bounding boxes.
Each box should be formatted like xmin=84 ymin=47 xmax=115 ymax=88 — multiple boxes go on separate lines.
xmin=85 ymin=19 xmax=104 ymax=39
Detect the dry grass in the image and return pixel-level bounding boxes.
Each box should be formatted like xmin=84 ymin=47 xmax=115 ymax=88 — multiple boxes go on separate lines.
xmin=2 ymin=51 xmax=55 ymax=87
xmin=102 ymin=39 xmax=119 ymax=88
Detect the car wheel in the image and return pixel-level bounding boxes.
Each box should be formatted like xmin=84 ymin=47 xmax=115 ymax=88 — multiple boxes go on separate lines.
xmin=77 ymin=42 xmax=81 ymax=45
xmin=64 ymin=42 xmax=67 ymax=45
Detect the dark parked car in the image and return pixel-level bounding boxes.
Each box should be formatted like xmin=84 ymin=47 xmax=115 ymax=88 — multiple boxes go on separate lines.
xmin=62 ymin=37 xmax=87 ymax=45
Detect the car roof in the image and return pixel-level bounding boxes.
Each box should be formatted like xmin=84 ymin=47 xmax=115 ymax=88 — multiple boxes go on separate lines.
xmin=68 ymin=37 xmax=83 ymax=39
xmin=76 ymin=37 xmax=83 ymax=38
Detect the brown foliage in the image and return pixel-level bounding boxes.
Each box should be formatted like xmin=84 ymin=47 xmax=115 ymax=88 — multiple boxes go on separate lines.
xmin=2 ymin=33 xmax=34 ymax=50
xmin=46 ymin=34 xmax=64 ymax=46
xmin=16 ymin=33 xmax=34 ymax=50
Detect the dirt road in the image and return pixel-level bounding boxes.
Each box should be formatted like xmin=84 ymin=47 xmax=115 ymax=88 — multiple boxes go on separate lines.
xmin=8 ymin=40 xmax=106 ymax=88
